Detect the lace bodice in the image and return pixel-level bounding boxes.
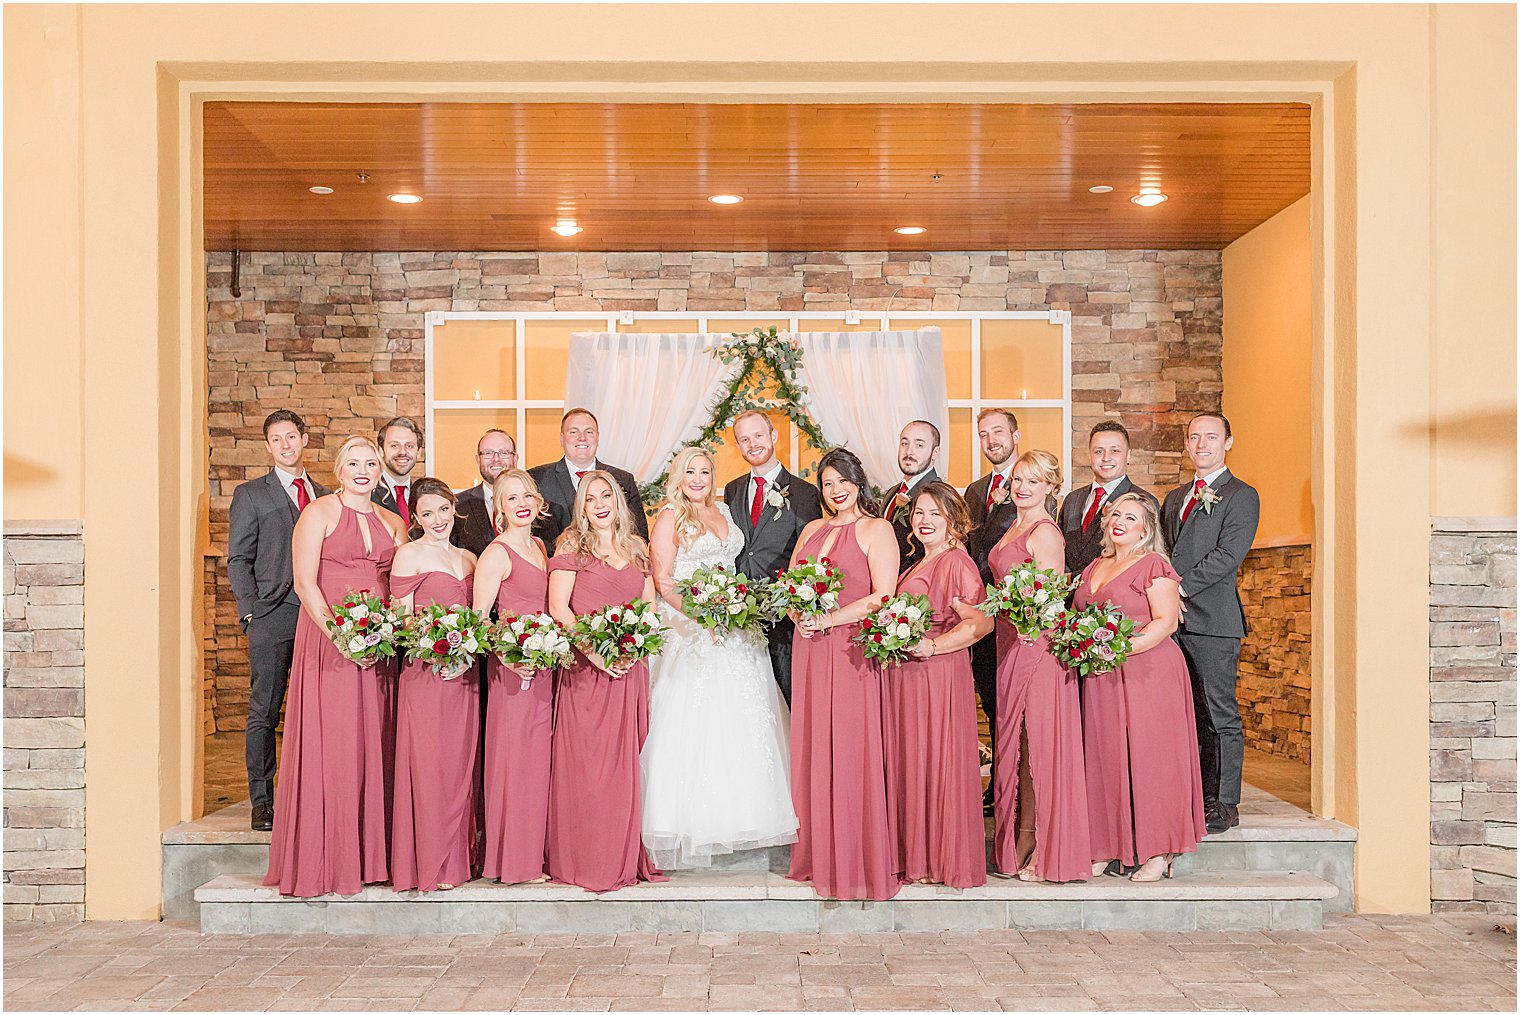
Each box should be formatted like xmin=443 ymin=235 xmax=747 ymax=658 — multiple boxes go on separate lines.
xmin=668 ymin=512 xmax=746 ymax=580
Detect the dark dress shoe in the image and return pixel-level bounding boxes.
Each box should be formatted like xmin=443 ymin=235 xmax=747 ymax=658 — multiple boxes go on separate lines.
xmin=1205 ymin=803 xmax=1240 ymax=835
xmin=251 ymin=804 xmax=274 ymax=832
xmin=983 ymin=788 xmax=995 ymax=816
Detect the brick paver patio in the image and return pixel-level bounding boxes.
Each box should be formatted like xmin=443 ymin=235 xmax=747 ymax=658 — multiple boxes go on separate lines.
xmin=4 ymin=914 xmax=1514 ymax=1011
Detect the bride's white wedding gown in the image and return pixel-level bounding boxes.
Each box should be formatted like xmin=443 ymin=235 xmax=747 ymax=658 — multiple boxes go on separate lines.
xmin=640 ymin=512 xmax=799 ymax=868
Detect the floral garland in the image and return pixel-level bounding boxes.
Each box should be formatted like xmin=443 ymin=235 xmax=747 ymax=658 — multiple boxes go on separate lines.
xmin=637 ymin=327 xmax=833 ymax=505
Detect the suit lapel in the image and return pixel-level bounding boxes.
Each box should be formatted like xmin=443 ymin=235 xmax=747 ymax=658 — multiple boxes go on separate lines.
xmin=266 ymin=471 xmax=298 ymax=528
xmin=750 ymin=467 xmax=793 ymax=538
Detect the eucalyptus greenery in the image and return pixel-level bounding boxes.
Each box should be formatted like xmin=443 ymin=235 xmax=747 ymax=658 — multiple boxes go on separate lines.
xmin=637 ymin=327 xmax=833 ymax=505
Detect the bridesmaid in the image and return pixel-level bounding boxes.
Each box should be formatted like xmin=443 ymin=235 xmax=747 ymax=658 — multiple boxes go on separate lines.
xmin=1077 ymin=492 xmax=1208 ymax=881
xmin=886 ymin=482 xmax=993 ymax=888
xmin=472 ymin=468 xmax=554 ymax=885
xmin=265 ymin=435 xmax=407 ymax=897
xmin=987 ymin=450 xmax=1093 ymax=882
xmin=787 ymin=447 xmax=902 ymax=901
xmin=545 ymin=471 xmax=666 ymax=893
xmin=389 ymin=478 xmax=479 ymax=893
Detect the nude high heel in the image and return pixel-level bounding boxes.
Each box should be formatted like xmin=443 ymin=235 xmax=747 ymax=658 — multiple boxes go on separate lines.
xmin=1128 ymin=853 xmax=1178 ymax=883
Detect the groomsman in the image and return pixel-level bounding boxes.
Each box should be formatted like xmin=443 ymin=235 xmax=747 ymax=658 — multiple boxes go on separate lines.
xmin=451 ymin=428 xmax=517 ymax=556
xmin=963 ymin=408 xmax=1021 ymax=811
xmin=883 ymin=420 xmax=943 ymax=572
xmin=722 ymin=410 xmax=822 ymax=705
xmin=227 ymin=410 xmax=328 ymax=831
xmin=1060 ymin=421 xmax=1159 ymax=576
xmin=1162 ymin=413 xmax=1260 ymax=835
xmin=372 ymin=416 xmax=423 ymax=535
xmin=529 ymin=407 xmax=648 ymax=550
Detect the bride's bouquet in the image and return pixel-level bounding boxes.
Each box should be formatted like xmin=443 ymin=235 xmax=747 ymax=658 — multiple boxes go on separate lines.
xmin=978 ymin=559 xmax=1075 ymax=639
xmin=327 ymin=590 xmax=404 ymax=666
xmin=674 ymin=565 xmax=774 ymax=639
xmin=768 ymin=556 xmax=843 ymax=618
xmin=572 ymin=598 xmax=666 ymax=675
xmin=401 ymin=603 xmax=491 ymax=679
xmin=490 ymin=612 xmax=573 ymax=690
xmin=1049 ymin=602 xmax=1137 ymax=677
xmin=853 ymin=592 xmax=934 ymax=667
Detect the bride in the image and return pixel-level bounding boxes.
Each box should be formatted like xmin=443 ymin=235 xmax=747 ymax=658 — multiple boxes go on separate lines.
xmin=641 ymin=446 xmax=799 ymax=868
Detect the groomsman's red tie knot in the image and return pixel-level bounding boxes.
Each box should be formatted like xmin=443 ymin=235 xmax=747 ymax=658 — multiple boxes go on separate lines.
xmin=575 ymin=470 xmax=586 ymax=482
xmin=394 ymin=484 xmax=409 ymax=528
xmin=985 ymin=473 xmax=1004 ymax=511
xmin=1180 ymin=478 xmax=1207 ymax=525
xmin=292 ymin=477 xmax=311 ymax=511
xmin=750 ymin=476 xmax=766 ymax=526
xmin=1081 ymin=486 xmax=1106 ymax=532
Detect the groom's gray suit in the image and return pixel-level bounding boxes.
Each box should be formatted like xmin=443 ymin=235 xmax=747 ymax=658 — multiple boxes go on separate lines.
xmin=724 ymin=467 xmax=822 ymax=706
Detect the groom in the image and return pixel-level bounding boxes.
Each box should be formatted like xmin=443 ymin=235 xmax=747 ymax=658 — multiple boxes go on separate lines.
xmin=722 ymin=410 xmax=821 ymax=706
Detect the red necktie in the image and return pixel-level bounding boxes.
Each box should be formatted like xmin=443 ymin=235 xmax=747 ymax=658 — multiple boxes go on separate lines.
xmin=394 ymin=484 xmax=409 ymax=529
xmin=292 ymin=477 xmax=311 ymax=511
xmin=1081 ymin=487 xmax=1106 ymax=532
xmin=576 ymin=471 xmax=586 ymax=482
xmin=985 ymin=473 xmax=1004 ymax=511
xmin=1179 ymin=478 xmax=1207 ymax=526
xmin=750 ymin=476 xmax=766 ymax=526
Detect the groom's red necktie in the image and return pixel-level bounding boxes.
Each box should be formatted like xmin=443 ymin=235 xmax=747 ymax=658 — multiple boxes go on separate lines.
xmin=750 ymin=476 xmax=766 ymax=526
xmin=291 ymin=477 xmax=311 ymax=511
xmin=1081 ymin=487 xmax=1106 ymax=532
xmin=394 ymin=484 xmax=409 ymax=529
xmin=1179 ymin=478 xmax=1207 ymax=526
xmin=985 ymin=473 xmax=1004 ymax=512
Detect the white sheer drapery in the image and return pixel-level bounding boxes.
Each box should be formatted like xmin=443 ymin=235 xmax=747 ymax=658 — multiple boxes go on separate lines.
xmin=564 ymin=332 xmax=740 ymax=485
xmin=796 ymin=328 xmax=949 ymax=489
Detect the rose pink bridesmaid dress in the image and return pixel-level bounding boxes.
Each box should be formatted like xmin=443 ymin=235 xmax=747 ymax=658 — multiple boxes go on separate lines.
xmin=1075 ymin=552 xmax=1207 ymax=866
xmin=544 ymin=553 xmax=666 ymax=893
xmin=388 ymin=569 xmax=480 ymax=892
xmin=883 ymin=547 xmax=989 ymax=888
xmin=788 ymin=520 xmax=901 ymax=901
xmin=988 ymin=518 xmax=1093 ymax=882
xmin=482 ymin=541 xmax=554 ymax=883
xmin=264 ymin=504 xmax=394 ymax=897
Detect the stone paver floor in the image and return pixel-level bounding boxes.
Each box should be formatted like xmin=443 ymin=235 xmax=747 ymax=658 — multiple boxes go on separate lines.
xmin=5 ymin=915 xmax=1513 ymax=1012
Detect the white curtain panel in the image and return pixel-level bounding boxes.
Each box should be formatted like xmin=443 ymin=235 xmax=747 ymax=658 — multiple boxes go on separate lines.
xmin=564 ymin=331 xmax=741 ymax=485
xmin=796 ymin=328 xmax=950 ymax=490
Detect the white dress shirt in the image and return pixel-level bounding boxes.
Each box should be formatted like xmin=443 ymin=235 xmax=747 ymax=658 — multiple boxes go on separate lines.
xmin=1084 ymin=476 xmax=1128 ymax=517
xmin=273 ymin=466 xmax=314 ymax=509
xmin=748 ymin=460 xmax=785 ymax=506
xmin=381 ymin=473 xmax=412 ymax=508
xmin=565 ymin=460 xmax=599 ymax=488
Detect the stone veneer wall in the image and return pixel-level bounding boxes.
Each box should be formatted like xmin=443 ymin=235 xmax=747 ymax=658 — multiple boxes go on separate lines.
xmin=203 ymin=248 xmax=1223 ymax=730
xmin=1238 ymin=544 xmax=1312 ymax=762
xmin=1430 ymin=521 xmax=1517 ymax=914
xmin=3 ymin=523 xmax=86 ymax=922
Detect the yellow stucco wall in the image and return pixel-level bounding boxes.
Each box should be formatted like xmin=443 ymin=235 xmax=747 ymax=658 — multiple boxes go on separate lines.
xmin=3 ymin=2 xmax=1515 ymax=918
xmin=1223 ymin=196 xmax=1314 ymax=547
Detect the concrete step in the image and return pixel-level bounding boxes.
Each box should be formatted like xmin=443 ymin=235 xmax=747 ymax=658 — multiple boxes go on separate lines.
xmin=195 ymin=869 xmax=1337 ymax=934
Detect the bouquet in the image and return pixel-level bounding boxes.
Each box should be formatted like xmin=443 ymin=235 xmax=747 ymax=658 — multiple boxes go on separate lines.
xmin=674 ymin=565 xmax=774 ymax=638
xmin=768 ymin=556 xmax=843 ymax=618
xmin=853 ymin=592 xmax=934 ymax=667
xmin=978 ymin=559 xmax=1075 ymax=639
xmin=572 ymin=598 xmax=665 ymax=675
xmin=401 ymin=603 xmax=491 ymax=679
xmin=491 ymin=612 xmax=573 ymax=690
xmin=327 ymin=590 xmax=403 ymax=666
xmin=1049 ymin=602 xmax=1137 ymax=677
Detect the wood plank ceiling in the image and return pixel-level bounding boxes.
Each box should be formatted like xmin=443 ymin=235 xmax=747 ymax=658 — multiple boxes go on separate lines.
xmin=204 ymin=101 xmax=1310 ymax=252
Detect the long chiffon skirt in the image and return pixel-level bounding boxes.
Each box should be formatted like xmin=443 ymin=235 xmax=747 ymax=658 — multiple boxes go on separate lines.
xmin=482 ymin=660 xmax=553 ymax=882
xmin=390 ymin=661 xmax=480 ymax=892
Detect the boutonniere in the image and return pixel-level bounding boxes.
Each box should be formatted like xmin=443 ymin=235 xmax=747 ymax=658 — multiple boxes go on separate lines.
xmin=765 ymin=484 xmax=790 ymax=521
xmin=1198 ymin=486 xmax=1222 ymax=515
xmin=989 ymin=484 xmax=1012 ymax=508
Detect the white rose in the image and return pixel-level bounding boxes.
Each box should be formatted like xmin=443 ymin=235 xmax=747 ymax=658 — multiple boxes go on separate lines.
xmin=694 ymin=589 xmax=710 ymax=604
xmin=894 ymin=622 xmax=911 ymax=639
xmin=728 ymin=603 xmax=745 ymax=615
xmin=441 ymin=613 xmax=459 ymax=629
xmin=588 ymin=615 xmax=607 ymax=631
xmin=797 ymin=586 xmax=816 ymax=601
xmin=1034 ymin=590 xmax=1049 ymax=605
xmin=348 ymin=635 xmax=367 ymax=653
xmin=903 ymin=605 xmax=923 ymax=621
xmin=821 ymin=593 xmax=839 ymax=611
xmin=642 ymin=610 xmax=658 ymax=626
xmin=463 ymin=638 xmax=479 ymax=654
xmin=351 ymin=604 xmax=370 ymax=620
xmin=379 ymin=623 xmax=394 ymax=637
xmin=633 ymin=632 xmax=645 ymax=647
xmin=525 ymin=633 xmax=546 ymax=652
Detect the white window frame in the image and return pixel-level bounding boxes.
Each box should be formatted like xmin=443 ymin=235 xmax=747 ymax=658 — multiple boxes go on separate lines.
xmin=424 ymin=309 xmax=1073 ymax=492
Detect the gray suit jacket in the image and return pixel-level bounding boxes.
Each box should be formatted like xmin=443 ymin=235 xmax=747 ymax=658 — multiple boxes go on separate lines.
xmin=528 ymin=458 xmax=649 ymax=552
xmin=227 ymin=470 xmax=330 ymax=624
xmin=723 ymin=467 xmax=822 ymax=580
xmin=1161 ymin=469 xmax=1260 ymax=639
xmin=964 ymin=471 xmax=1019 ymax=586
xmin=1059 ymin=477 xmax=1159 ymax=577
xmin=886 ymin=470 xmax=940 ymax=573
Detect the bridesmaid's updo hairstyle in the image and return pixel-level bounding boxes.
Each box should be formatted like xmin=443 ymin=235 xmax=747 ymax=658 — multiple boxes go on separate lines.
xmin=1011 ymin=449 xmax=1063 ymax=489
xmin=407 ymin=477 xmax=456 ymax=519
xmin=1099 ymin=491 xmax=1169 ymax=560
xmin=490 ymin=468 xmax=550 ymax=532
xmin=557 ymin=470 xmax=650 ymax=569
xmin=816 ymin=448 xmax=881 ymax=518
xmin=660 ymin=446 xmax=718 ymax=550
xmin=331 ymin=435 xmax=381 ymax=492
xmin=910 ymin=481 xmax=973 ymax=547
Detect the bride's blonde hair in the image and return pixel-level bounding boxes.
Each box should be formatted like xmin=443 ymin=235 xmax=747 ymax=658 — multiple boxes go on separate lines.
xmin=660 ymin=447 xmax=718 ymax=549
xmin=555 ymin=470 xmax=649 ymax=567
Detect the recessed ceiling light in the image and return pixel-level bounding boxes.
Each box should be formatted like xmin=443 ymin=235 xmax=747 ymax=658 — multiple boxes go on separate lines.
xmin=308 ymin=186 xmax=334 ymax=195
xmin=387 ymin=193 xmax=422 ymax=204
xmin=894 ymin=226 xmax=927 ymax=235
xmin=1130 ymin=186 xmax=1167 ymax=207
xmin=1088 ymin=185 xmax=1113 ymax=194
xmin=551 ymin=220 xmax=583 ymax=237
xmin=708 ymin=194 xmax=743 ymax=205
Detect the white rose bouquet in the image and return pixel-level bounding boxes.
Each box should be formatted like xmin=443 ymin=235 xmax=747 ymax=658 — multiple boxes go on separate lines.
xmin=853 ymin=592 xmax=934 ymax=667
xmin=978 ymin=559 xmax=1075 ymax=639
xmin=326 ymin=590 xmax=403 ymax=666
xmin=674 ymin=565 xmax=774 ymax=638
xmin=768 ymin=556 xmax=843 ymax=618
xmin=572 ymin=597 xmax=666 ymax=674
xmin=401 ymin=603 xmax=491 ymax=680
xmin=490 ymin=612 xmax=573 ymax=690
xmin=1048 ymin=602 xmax=1137 ymax=677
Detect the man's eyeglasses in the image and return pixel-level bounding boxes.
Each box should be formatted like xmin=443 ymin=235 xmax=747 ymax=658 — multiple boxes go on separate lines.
xmin=478 ymin=450 xmax=517 ymax=460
